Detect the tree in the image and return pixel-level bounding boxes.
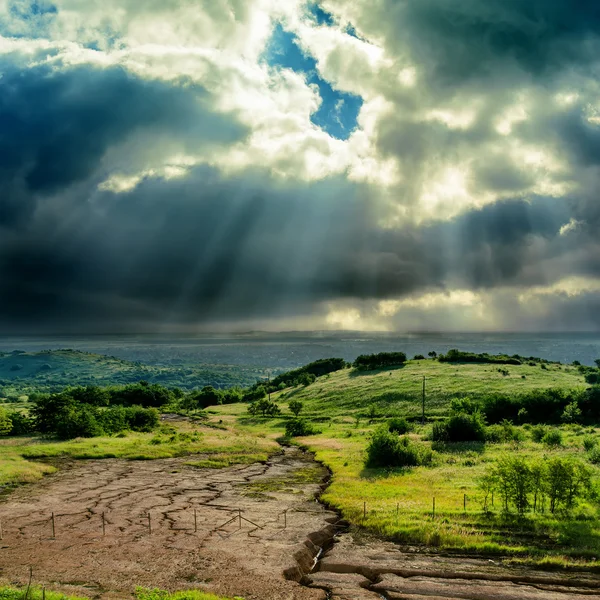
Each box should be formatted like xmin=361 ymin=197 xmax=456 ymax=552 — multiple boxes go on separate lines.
xmin=595 ymin=359 xmax=600 ymax=369
xmin=248 ymin=398 xmax=280 ymax=417
xmin=289 ymin=400 xmax=303 ymax=416
xmin=68 ymin=386 xmax=110 ymax=406
xmin=495 ymin=456 xmax=532 ymax=514
xmin=0 ymin=407 xmax=12 ymax=435
xmin=428 ymin=351 xmax=437 ymax=358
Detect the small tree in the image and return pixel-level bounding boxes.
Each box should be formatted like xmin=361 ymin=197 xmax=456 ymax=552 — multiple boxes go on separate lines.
xmin=428 ymin=351 xmax=437 ymax=358
xmin=289 ymin=400 xmax=303 ymax=416
xmin=0 ymin=407 xmax=12 ymax=435
xmin=594 ymin=359 xmax=600 ymax=369
xmin=248 ymin=398 xmax=280 ymax=418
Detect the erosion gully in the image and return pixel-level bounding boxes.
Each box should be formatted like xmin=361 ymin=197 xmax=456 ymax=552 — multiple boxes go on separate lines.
xmin=0 ymin=445 xmax=599 ymax=600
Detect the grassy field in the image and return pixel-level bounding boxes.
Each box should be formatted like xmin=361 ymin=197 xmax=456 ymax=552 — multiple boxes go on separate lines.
xmin=0 ymin=420 xmax=277 ymax=490
xmin=277 ymin=359 xmax=585 ymax=419
xmin=209 ymin=359 xmax=600 ymax=565
xmin=0 ymin=587 xmax=237 ymax=600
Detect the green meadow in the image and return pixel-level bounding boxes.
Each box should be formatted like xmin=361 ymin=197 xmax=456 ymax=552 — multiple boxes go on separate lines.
xmin=210 ymin=358 xmax=600 ymax=565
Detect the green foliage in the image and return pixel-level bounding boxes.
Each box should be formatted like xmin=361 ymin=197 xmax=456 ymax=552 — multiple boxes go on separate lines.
xmin=388 ymin=417 xmax=411 ymax=435
xmin=135 ymin=587 xmax=238 ymax=600
xmin=432 ymin=411 xmax=487 ymax=443
xmin=485 ymin=455 xmax=593 ymax=514
xmin=0 ymin=587 xmax=87 ymax=600
xmin=109 ymin=381 xmax=173 ymax=408
xmin=5 ymin=411 xmax=34 ymax=435
xmin=365 ymin=428 xmax=432 ymax=468
xmin=542 ymin=429 xmax=563 ymax=447
xmin=413 ymin=354 xmax=425 ymax=360
xmin=353 ymin=352 xmax=407 ymax=371
xmin=531 ymin=425 xmax=549 ymax=443
xmin=182 ymin=386 xmax=222 ymax=410
xmin=583 ymin=436 xmax=597 ymax=452
xmin=258 ymin=358 xmax=347 ymax=392
xmin=561 ymin=401 xmax=582 ymax=423
xmin=288 ymin=399 xmax=303 ymax=416
xmin=68 ymin=385 xmax=110 ymax=406
xmin=0 ymin=407 xmax=12 ymax=435
xmin=438 ymin=349 xmax=522 ymax=365
xmin=248 ymin=398 xmax=280 ymax=417
xmin=242 ymin=386 xmax=266 ymax=403
xmin=486 ymin=420 xmax=524 ymax=443
xmin=285 ymin=418 xmax=316 ymax=437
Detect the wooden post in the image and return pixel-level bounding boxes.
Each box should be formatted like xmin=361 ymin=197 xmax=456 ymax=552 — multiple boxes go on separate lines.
xmin=101 ymin=512 xmax=106 ymax=536
xmin=422 ymin=376 xmax=426 ymax=425
xmin=363 ymin=502 xmax=366 ymax=519
xmin=194 ymin=509 xmax=198 ymax=533
xmin=283 ymin=510 xmax=287 ymax=529
xmin=238 ymin=509 xmax=242 ymax=529
xmin=0 ymin=519 xmax=3 ymax=540
xmin=51 ymin=512 xmax=56 ymax=538
xmin=147 ymin=513 xmax=152 ymax=534
xmin=396 ymin=503 xmax=399 ymax=519
xmin=491 ymin=491 xmax=494 ymax=507
xmin=463 ymin=494 xmax=466 ymax=512
xmin=42 ymin=587 xmax=46 ymax=600
xmin=432 ymin=497 xmax=435 ymax=519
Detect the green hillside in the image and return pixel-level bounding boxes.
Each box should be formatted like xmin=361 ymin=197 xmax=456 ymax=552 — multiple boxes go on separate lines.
xmin=279 ymin=359 xmax=586 ymax=419
xmin=0 ymin=349 xmax=264 ymax=397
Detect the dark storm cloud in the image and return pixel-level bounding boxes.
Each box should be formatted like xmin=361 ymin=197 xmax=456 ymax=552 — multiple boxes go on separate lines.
xmin=0 ymin=61 xmax=247 ymax=225
xmin=368 ymin=0 xmax=600 ymax=85
xmin=0 ymin=156 xmax=589 ymax=332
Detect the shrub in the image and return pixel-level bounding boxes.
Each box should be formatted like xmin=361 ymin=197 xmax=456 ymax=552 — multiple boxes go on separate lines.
xmin=388 ymin=417 xmax=411 ymax=435
xmin=248 ymin=398 xmax=280 ymax=417
xmin=6 ymin=411 xmax=34 ymax=435
xmin=432 ymin=412 xmax=487 ymax=443
xmin=486 ymin=420 xmax=524 ymax=443
xmin=587 ymin=447 xmax=600 ymax=465
xmin=531 ymin=425 xmax=549 ymax=442
xmin=583 ymin=436 xmax=597 ymax=452
xmin=561 ymin=401 xmax=582 ymax=424
xmin=413 ymin=354 xmax=425 ymax=360
xmin=353 ymin=352 xmax=407 ymax=371
xmin=366 ymin=428 xmax=432 ymax=468
xmin=542 ymin=429 xmax=563 ymax=447
xmin=289 ymin=400 xmax=303 ymax=416
xmin=0 ymin=407 xmax=12 ymax=435
xmin=285 ymin=418 xmax=316 ymax=437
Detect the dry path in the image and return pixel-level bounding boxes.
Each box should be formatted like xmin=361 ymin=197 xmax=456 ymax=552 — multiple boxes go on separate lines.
xmin=0 ymin=447 xmax=334 ymax=600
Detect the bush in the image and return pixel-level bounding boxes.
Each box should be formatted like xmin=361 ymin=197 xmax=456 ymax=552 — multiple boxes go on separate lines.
xmin=248 ymin=398 xmax=280 ymax=417
xmin=366 ymin=428 xmax=432 ymax=468
xmin=289 ymin=400 xmax=303 ymax=416
xmin=285 ymin=418 xmax=316 ymax=437
xmin=531 ymin=425 xmax=549 ymax=443
xmin=413 ymin=354 xmax=425 ymax=360
xmin=353 ymin=352 xmax=407 ymax=371
xmin=432 ymin=412 xmax=487 ymax=443
xmin=6 ymin=411 xmax=34 ymax=435
xmin=438 ymin=350 xmax=521 ymax=365
xmin=0 ymin=408 xmax=12 ymax=435
xmin=587 ymin=447 xmax=600 ymax=465
xmin=486 ymin=420 xmax=524 ymax=443
xmin=388 ymin=417 xmax=411 ymax=435
xmin=583 ymin=436 xmax=597 ymax=452
xmin=542 ymin=429 xmax=563 ymax=447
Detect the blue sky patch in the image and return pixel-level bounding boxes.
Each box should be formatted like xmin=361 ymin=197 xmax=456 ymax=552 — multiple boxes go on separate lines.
xmin=264 ymin=23 xmax=363 ymax=140
xmin=307 ymin=2 xmax=335 ymax=26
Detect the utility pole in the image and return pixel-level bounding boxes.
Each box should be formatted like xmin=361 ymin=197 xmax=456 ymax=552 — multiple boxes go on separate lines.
xmin=422 ymin=375 xmax=426 ymax=425
xmin=267 ymin=370 xmax=271 ymax=401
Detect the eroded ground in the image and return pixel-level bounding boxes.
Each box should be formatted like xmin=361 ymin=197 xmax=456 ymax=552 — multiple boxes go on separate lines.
xmin=0 ymin=447 xmax=333 ymax=600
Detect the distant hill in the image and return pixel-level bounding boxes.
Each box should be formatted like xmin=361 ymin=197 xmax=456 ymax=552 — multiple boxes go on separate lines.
xmin=0 ymin=349 xmax=267 ymax=396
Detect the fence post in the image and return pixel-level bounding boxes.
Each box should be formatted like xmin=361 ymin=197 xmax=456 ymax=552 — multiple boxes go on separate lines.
xmin=238 ymin=509 xmax=242 ymax=529
xmin=147 ymin=513 xmax=152 ymax=534
xmin=363 ymin=502 xmax=366 ymax=519
xmin=464 ymin=494 xmax=466 ymax=513
xmin=283 ymin=510 xmax=287 ymax=529
xmin=194 ymin=509 xmax=198 ymax=533
xmin=51 ymin=512 xmax=56 ymax=538
xmin=0 ymin=519 xmax=3 ymax=540
xmin=491 ymin=492 xmax=494 ymax=507
xmin=102 ymin=512 xmax=106 ymax=537
xmin=432 ymin=497 xmax=435 ymax=519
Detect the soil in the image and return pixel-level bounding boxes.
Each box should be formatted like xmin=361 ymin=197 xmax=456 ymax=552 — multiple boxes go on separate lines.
xmin=2 ymin=447 xmax=600 ymax=600
xmin=0 ymin=447 xmax=334 ymax=600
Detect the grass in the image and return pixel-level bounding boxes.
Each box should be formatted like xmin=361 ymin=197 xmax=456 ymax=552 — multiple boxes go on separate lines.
xmin=0 ymin=587 xmax=238 ymax=600
xmin=0 ymin=420 xmax=277 ymax=489
xmin=276 ymin=359 xmax=585 ymax=419
xmin=209 ymin=360 xmax=600 ymax=566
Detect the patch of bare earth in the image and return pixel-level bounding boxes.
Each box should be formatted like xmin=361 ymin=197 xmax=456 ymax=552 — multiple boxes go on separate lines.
xmin=308 ymin=533 xmax=600 ymax=599
xmin=0 ymin=447 xmax=334 ymax=600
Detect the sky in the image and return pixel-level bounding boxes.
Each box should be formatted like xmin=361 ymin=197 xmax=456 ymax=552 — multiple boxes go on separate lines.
xmin=1 ymin=0 xmax=600 ymax=333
